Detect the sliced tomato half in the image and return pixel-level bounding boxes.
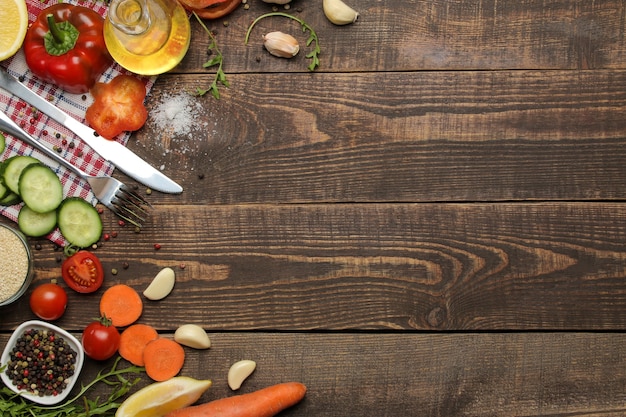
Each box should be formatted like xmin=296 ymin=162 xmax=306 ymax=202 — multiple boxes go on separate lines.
xmin=62 ymin=251 xmax=105 ymax=293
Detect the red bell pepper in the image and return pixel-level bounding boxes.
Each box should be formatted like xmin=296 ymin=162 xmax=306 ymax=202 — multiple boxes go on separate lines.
xmin=24 ymin=4 xmax=112 ymax=94
xmin=85 ymin=74 xmax=148 ymax=139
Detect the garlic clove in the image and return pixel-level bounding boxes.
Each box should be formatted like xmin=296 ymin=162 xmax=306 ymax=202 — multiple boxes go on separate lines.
xmin=263 ymin=31 xmax=300 ymax=58
xmin=174 ymin=324 xmax=211 ymax=349
xmin=143 ymin=267 xmax=175 ymax=300
xmin=323 ymin=0 xmax=359 ymax=25
xmin=228 ymin=360 xmax=257 ymax=390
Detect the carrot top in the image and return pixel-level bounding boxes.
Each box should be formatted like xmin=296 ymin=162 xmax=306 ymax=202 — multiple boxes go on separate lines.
xmin=143 ymin=338 xmax=185 ymax=382
xmin=99 ymin=284 xmax=143 ymax=327
xmin=119 ymin=323 xmax=159 ymax=366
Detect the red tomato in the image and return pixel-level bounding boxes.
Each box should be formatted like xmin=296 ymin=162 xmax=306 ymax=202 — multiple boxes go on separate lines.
xmin=30 ymin=283 xmax=68 ymax=321
xmin=62 ymin=251 xmax=104 ymax=293
xmin=82 ymin=318 xmax=120 ymax=361
xmin=182 ymin=0 xmax=240 ymax=19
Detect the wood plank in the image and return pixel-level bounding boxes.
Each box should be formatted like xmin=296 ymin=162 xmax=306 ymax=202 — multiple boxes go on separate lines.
xmin=132 ymin=69 xmax=626 ymax=204
xmin=176 ymin=0 xmax=626 ymax=73
xmin=3 ymin=202 xmax=625 ymax=331
xmin=1 ymin=332 xmax=625 ymax=416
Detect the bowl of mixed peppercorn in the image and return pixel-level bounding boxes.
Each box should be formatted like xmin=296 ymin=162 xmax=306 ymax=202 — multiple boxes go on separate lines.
xmin=1 ymin=320 xmax=84 ymax=405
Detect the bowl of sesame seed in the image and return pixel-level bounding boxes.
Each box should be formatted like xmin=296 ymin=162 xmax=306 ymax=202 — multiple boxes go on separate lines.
xmin=0 ymin=223 xmax=34 ymax=307
xmin=1 ymin=320 xmax=85 ymax=405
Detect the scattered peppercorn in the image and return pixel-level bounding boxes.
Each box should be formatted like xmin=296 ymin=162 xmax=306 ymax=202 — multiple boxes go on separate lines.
xmin=111 ymin=268 xmax=118 ymax=275
xmin=153 ymin=243 xmax=161 ymax=250
xmin=122 ymin=262 xmax=129 ymax=270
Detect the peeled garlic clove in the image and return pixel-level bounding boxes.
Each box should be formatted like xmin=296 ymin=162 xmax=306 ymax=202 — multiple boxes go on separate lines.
xmin=143 ymin=267 xmax=175 ymax=300
xmin=174 ymin=324 xmax=211 ymax=349
xmin=263 ymin=31 xmax=300 ymax=58
xmin=228 ymin=360 xmax=256 ymax=390
xmin=323 ymin=0 xmax=359 ymax=25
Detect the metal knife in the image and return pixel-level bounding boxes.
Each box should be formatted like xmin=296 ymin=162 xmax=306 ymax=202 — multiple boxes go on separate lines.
xmin=0 ymin=67 xmax=183 ymax=194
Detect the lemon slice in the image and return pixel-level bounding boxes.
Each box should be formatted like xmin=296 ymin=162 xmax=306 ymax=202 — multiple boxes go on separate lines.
xmin=115 ymin=376 xmax=212 ymax=417
xmin=0 ymin=0 xmax=28 ymax=61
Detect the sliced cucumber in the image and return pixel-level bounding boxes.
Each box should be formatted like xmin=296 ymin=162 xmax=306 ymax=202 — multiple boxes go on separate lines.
xmin=57 ymin=198 xmax=102 ymax=248
xmin=18 ymin=205 xmax=57 ymax=237
xmin=0 ymin=191 xmax=21 ymax=206
xmin=2 ymin=155 xmax=39 ymax=195
xmin=0 ymin=174 xmax=9 ymax=201
xmin=0 ymin=132 xmax=5 ymax=155
xmin=19 ymin=164 xmax=64 ymax=213
xmin=0 ymin=160 xmax=8 ymax=201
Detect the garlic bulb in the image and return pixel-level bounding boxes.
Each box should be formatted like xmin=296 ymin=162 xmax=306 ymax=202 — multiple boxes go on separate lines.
xmin=263 ymin=31 xmax=300 ymax=58
xmin=323 ymin=0 xmax=359 ymax=25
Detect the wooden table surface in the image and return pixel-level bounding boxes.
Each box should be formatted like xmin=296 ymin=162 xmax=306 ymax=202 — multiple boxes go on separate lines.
xmin=3 ymin=0 xmax=626 ymax=415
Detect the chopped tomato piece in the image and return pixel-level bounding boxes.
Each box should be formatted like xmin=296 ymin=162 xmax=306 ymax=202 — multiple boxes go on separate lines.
xmin=85 ymin=74 xmax=148 ymax=139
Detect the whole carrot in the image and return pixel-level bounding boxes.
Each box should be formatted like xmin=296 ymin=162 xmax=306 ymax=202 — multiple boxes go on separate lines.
xmin=165 ymin=382 xmax=307 ymax=417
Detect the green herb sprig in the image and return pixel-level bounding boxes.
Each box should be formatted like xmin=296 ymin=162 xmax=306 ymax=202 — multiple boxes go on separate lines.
xmin=0 ymin=357 xmax=143 ymax=417
xmin=245 ymin=12 xmax=321 ymax=71
xmin=193 ymin=12 xmax=229 ymax=99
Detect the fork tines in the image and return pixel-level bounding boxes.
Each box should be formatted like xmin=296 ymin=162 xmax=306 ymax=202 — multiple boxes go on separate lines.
xmin=110 ymin=186 xmax=152 ymax=228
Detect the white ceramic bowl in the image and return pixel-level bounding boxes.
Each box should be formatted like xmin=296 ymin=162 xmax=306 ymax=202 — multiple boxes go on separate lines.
xmin=1 ymin=320 xmax=84 ymax=405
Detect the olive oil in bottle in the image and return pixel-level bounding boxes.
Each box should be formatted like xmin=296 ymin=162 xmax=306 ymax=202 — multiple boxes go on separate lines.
xmin=103 ymin=0 xmax=191 ymax=76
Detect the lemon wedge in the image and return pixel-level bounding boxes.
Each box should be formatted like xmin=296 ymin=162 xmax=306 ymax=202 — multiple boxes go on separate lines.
xmin=115 ymin=376 xmax=212 ymax=417
xmin=0 ymin=0 xmax=28 ymax=61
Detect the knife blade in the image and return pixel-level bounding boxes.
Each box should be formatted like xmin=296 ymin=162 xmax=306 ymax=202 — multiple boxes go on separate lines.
xmin=0 ymin=67 xmax=183 ymax=194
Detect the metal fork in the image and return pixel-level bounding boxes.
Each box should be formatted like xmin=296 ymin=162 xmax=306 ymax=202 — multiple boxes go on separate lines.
xmin=0 ymin=111 xmax=150 ymax=228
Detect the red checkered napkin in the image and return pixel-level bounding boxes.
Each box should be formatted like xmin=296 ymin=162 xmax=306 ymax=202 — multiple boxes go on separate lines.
xmin=0 ymin=0 xmax=156 ymax=246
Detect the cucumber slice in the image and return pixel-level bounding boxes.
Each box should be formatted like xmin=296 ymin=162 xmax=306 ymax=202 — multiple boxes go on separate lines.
xmin=2 ymin=155 xmax=39 ymax=195
xmin=0 ymin=132 xmax=5 ymax=154
xmin=18 ymin=205 xmax=57 ymax=237
xmin=0 ymin=191 xmax=21 ymax=206
xmin=57 ymin=198 xmax=102 ymax=248
xmin=19 ymin=164 xmax=64 ymax=213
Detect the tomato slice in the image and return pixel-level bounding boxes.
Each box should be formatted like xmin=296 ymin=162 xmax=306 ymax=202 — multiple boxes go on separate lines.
xmin=62 ymin=251 xmax=104 ymax=293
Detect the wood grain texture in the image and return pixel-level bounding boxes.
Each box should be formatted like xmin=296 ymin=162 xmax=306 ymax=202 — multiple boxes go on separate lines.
xmin=177 ymin=0 xmax=626 ymax=72
xmin=2 ymin=332 xmax=625 ymax=417
xmin=2 ymin=202 xmax=625 ymax=331
xmin=2 ymin=0 xmax=626 ymax=415
xmin=132 ymin=69 xmax=626 ymax=204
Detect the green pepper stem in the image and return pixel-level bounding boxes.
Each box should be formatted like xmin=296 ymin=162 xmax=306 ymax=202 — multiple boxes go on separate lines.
xmin=44 ymin=14 xmax=80 ymax=56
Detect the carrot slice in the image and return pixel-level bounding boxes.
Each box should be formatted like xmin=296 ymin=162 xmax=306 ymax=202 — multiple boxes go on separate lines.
xmin=143 ymin=338 xmax=185 ymax=381
xmin=100 ymin=284 xmax=143 ymax=327
xmin=165 ymin=382 xmax=307 ymax=417
xmin=119 ymin=323 xmax=159 ymax=366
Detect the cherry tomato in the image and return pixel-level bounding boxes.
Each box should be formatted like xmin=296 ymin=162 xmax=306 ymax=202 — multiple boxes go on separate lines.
xmin=30 ymin=283 xmax=68 ymax=321
xmin=62 ymin=251 xmax=104 ymax=293
xmin=82 ymin=317 xmax=120 ymax=361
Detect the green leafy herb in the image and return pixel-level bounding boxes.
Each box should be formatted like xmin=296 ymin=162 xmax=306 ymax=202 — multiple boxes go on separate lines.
xmin=245 ymin=12 xmax=321 ymax=71
xmin=0 ymin=357 xmax=143 ymax=417
xmin=193 ymin=12 xmax=229 ymax=99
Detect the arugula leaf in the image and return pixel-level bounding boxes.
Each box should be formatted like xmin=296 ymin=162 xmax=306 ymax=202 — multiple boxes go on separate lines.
xmin=193 ymin=12 xmax=230 ymax=99
xmin=0 ymin=357 xmax=143 ymax=417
